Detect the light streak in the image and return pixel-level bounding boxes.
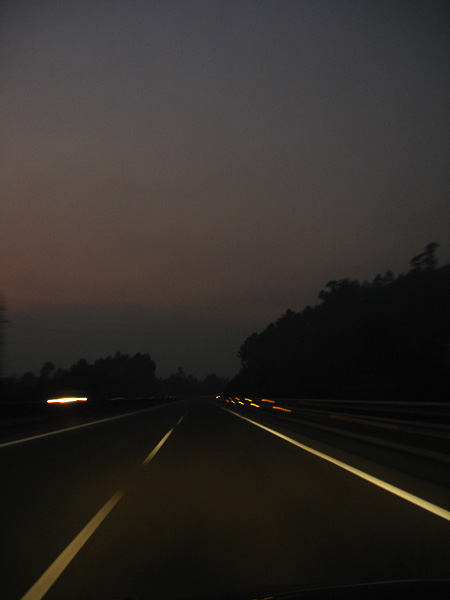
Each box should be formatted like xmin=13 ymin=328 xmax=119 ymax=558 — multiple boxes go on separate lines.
xmin=47 ymin=397 xmax=87 ymax=403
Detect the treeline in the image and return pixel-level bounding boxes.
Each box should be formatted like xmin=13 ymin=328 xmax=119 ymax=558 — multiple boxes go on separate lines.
xmin=1 ymin=353 xmax=228 ymax=402
xmin=227 ymin=244 xmax=450 ymax=401
xmin=156 ymin=367 xmax=228 ymax=397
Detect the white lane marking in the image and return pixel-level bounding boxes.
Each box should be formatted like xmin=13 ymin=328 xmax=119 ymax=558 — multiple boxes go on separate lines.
xmin=20 ymin=491 xmax=124 ymax=600
xmin=0 ymin=407 xmax=157 ymax=449
xmin=142 ymin=412 xmax=185 ymax=465
xmin=229 ymin=410 xmax=450 ymax=523
xmin=142 ymin=427 xmax=175 ymax=465
xmin=19 ymin=414 xmax=184 ymax=598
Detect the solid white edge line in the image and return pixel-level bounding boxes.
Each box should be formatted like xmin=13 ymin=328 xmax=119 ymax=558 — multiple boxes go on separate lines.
xmin=20 ymin=490 xmax=124 ymax=600
xmin=0 ymin=407 xmax=156 ymax=449
xmin=142 ymin=427 xmax=175 ymax=465
xmin=228 ymin=409 xmax=450 ymax=523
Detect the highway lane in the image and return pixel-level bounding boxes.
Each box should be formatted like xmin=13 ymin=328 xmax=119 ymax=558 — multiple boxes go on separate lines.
xmin=0 ymin=400 xmax=189 ymax=599
xmin=1 ymin=398 xmax=450 ymax=599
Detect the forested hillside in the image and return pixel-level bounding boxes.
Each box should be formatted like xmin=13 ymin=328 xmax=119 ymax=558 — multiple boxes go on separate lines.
xmin=228 ymin=244 xmax=450 ymax=400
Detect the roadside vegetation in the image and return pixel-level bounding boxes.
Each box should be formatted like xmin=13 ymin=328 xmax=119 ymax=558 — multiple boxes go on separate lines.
xmin=2 ymin=244 xmax=448 ymax=403
xmin=0 ymin=353 xmax=228 ymax=402
xmin=227 ymin=244 xmax=450 ymax=401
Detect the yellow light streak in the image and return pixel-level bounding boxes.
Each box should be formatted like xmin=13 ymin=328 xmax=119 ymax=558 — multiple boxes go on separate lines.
xmin=47 ymin=397 xmax=87 ymax=404
xmin=272 ymin=406 xmax=292 ymax=413
xmin=250 ymin=403 xmax=260 ymax=408
xmin=261 ymin=398 xmax=275 ymax=403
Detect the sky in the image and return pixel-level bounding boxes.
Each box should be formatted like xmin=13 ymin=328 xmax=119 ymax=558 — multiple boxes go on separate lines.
xmin=1 ymin=0 xmax=449 ymax=380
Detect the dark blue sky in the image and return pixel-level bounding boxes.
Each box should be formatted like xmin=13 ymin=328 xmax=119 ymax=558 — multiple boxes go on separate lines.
xmin=1 ymin=1 xmax=449 ymax=378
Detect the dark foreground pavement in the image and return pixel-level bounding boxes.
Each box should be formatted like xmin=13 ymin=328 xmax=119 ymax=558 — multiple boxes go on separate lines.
xmin=1 ymin=398 xmax=450 ymax=599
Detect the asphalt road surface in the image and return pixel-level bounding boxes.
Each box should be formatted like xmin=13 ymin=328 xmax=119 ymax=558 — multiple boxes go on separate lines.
xmin=1 ymin=398 xmax=450 ymax=600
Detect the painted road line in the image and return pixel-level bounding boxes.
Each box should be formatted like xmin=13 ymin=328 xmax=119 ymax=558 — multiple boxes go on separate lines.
xmin=20 ymin=418 xmax=182 ymax=597
xmin=0 ymin=407 xmax=159 ymax=449
xmin=20 ymin=491 xmax=124 ymax=600
xmin=177 ymin=415 xmax=185 ymax=426
xmin=142 ymin=427 xmax=176 ymax=465
xmin=229 ymin=410 xmax=450 ymax=523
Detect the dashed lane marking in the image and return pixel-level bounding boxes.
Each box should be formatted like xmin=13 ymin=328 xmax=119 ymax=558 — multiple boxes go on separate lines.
xmin=20 ymin=491 xmax=124 ymax=600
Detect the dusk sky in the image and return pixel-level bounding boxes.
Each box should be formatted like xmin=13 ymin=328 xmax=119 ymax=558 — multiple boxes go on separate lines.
xmin=1 ymin=0 xmax=449 ymax=379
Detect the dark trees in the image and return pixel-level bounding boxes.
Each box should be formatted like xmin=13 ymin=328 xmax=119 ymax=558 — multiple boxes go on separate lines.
xmin=228 ymin=245 xmax=450 ymax=400
xmin=410 ymin=242 xmax=439 ymax=271
xmin=39 ymin=352 xmax=157 ymax=400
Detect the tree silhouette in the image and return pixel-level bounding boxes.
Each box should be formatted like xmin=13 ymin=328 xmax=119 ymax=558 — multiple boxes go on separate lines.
xmin=410 ymin=242 xmax=439 ymax=271
xmin=40 ymin=361 xmax=55 ymax=381
xmin=227 ymin=244 xmax=450 ymax=400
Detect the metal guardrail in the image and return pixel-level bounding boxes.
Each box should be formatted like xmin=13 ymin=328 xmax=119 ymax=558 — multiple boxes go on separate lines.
xmin=219 ymin=396 xmax=450 ymax=430
xmin=218 ymin=396 xmax=450 ymax=462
